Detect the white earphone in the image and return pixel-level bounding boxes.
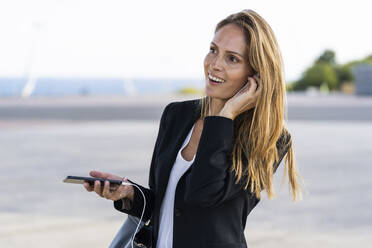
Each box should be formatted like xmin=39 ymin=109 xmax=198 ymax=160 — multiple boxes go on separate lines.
xmin=121 ymin=181 xmax=147 ymax=248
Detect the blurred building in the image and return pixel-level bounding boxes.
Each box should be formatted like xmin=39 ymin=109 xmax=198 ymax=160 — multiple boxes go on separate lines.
xmin=354 ymin=64 xmax=372 ymax=95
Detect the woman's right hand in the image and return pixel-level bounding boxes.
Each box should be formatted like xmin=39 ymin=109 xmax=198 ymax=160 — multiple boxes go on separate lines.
xmin=83 ymin=170 xmax=134 ymax=202
xmin=219 ymin=74 xmax=261 ymax=120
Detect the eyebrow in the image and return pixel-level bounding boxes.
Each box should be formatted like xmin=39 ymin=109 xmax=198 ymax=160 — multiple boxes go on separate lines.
xmin=211 ymin=42 xmax=244 ymax=58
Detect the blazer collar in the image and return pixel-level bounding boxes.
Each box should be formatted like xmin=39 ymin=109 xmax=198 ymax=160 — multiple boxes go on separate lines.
xmin=157 ymin=98 xmax=202 ymax=195
xmin=170 ymin=98 xmax=202 ymax=161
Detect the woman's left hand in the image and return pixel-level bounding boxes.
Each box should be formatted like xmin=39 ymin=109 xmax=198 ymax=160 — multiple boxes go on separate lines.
xmin=218 ymin=74 xmax=261 ymax=120
xmin=83 ymin=170 xmax=134 ymax=202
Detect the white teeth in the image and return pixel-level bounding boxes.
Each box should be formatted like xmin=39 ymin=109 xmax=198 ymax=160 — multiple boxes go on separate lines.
xmin=208 ymin=74 xmax=225 ymax=83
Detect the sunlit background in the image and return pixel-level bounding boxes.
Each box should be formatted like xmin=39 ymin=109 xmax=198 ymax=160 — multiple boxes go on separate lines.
xmin=1 ymin=0 xmax=372 ymax=95
xmin=0 ymin=0 xmax=371 ymax=247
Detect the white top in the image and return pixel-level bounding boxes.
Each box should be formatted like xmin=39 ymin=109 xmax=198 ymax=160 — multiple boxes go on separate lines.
xmin=156 ymin=124 xmax=195 ymax=248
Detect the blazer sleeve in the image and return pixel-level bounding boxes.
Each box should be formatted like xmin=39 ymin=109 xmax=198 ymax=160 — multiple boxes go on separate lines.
xmin=113 ymin=102 xmax=172 ymax=221
xmin=183 ymin=115 xmax=291 ymax=208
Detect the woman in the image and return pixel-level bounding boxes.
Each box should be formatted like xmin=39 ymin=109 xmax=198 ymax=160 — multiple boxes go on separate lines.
xmin=84 ymin=9 xmax=301 ymax=248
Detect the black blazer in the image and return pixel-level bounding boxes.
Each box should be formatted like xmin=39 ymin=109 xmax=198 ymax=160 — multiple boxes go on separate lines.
xmin=114 ymin=98 xmax=291 ymax=248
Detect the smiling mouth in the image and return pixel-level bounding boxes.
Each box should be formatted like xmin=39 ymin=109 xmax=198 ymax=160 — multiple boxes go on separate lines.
xmin=208 ymin=73 xmax=226 ymax=83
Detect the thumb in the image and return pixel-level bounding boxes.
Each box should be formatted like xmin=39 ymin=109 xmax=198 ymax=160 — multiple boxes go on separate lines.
xmin=90 ymin=170 xmax=108 ymax=178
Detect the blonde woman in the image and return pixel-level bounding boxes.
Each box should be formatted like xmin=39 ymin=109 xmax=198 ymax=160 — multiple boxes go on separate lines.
xmin=84 ymin=9 xmax=301 ymax=248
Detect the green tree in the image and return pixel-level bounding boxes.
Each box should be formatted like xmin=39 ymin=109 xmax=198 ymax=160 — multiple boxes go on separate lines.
xmin=315 ymin=49 xmax=336 ymax=65
xmin=299 ymin=62 xmax=338 ymax=90
xmin=334 ymin=64 xmax=354 ymax=86
xmin=336 ymin=54 xmax=372 ymax=85
xmin=291 ymin=50 xmax=372 ymax=91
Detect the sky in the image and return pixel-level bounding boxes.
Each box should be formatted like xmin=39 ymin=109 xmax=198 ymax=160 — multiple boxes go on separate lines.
xmin=0 ymin=0 xmax=371 ymax=82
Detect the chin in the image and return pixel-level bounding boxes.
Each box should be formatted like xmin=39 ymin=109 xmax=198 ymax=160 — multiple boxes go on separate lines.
xmin=204 ymin=86 xmax=217 ymax=98
xmin=204 ymin=80 xmax=233 ymax=100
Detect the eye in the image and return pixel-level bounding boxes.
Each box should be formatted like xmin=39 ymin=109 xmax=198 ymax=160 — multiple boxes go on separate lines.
xmin=209 ymin=47 xmax=216 ymax=53
xmin=229 ymin=55 xmax=238 ymax=63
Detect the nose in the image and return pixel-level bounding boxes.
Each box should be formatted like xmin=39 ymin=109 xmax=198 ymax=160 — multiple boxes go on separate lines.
xmin=210 ymin=55 xmax=223 ymax=71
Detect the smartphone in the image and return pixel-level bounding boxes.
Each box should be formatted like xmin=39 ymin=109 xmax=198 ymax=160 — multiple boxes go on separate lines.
xmin=63 ymin=175 xmax=122 ymax=190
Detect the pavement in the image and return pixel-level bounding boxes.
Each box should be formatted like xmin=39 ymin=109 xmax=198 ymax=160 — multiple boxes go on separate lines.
xmin=0 ymin=93 xmax=371 ymax=247
xmin=1 ymin=93 xmax=372 ymax=121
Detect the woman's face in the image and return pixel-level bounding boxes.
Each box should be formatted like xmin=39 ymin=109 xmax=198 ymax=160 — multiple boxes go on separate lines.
xmin=204 ymin=23 xmax=253 ymax=100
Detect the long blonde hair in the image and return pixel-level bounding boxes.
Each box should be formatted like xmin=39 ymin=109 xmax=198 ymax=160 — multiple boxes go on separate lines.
xmin=200 ymin=9 xmax=302 ymax=201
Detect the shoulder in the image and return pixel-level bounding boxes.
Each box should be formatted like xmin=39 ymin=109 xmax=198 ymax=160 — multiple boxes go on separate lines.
xmin=158 ymin=98 xmax=201 ymax=128
xmin=164 ymin=98 xmax=201 ymax=111
xmin=163 ymin=98 xmax=201 ymax=116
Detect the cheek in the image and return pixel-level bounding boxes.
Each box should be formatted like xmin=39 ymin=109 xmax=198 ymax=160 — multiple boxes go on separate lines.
xmin=235 ymin=81 xmax=247 ymax=91
xmin=203 ymin=55 xmax=210 ymax=69
xmin=229 ymin=81 xmax=246 ymax=96
xmin=224 ymin=68 xmax=250 ymax=95
xmin=227 ymin=67 xmax=249 ymax=85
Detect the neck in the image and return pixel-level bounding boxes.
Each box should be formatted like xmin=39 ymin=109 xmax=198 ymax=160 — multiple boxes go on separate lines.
xmin=208 ymin=97 xmax=227 ymax=116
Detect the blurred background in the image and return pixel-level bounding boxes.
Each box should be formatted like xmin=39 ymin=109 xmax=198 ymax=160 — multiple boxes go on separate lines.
xmin=0 ymin=0 xmax=371 ymax=247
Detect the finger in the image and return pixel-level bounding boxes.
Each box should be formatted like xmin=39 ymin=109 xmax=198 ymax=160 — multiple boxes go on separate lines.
xmin=102 ymin=180 xmax=112 ymax=199
xmin=90 ymin=170 xmax=104 ymax=178
xmin=90 ymin=170 xmax=123 ymax=181
xmin=84 ymin=182 xmax=93 ymax=192
xmin=93 ymin=180 xmax=103 ymax=197
xmin=247 ymin=77 xmax=257 ymax=94
xmin=253 ymin=75 xmax=260 ymax=87
xmin=249 ymin=84 xmax=262 ymax=108
xmin=252 ymin=87 xmax=261 ymax=104
xmin=90 ymin=170 xmax=110 ymax=179
xmin=238 ymin=81 xmax=250 ymax=94
xmin=110 ymin=184 xmax=120 ymax=191
xmin=255 ymin=83 xmax=262 ymax=94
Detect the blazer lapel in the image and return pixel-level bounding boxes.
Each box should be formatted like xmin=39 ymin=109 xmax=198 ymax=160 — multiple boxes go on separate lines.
xmin=157 ymin=99 xmax=201 ymax=200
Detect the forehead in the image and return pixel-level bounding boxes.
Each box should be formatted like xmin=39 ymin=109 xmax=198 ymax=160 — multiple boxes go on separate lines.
xmin=213 ymin=24 xmax=247 ymax=55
